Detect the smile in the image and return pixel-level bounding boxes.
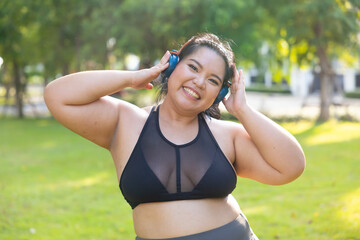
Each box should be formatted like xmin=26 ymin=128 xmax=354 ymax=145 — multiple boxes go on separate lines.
xmin=182 ymin=87 xmax=200 ymax=100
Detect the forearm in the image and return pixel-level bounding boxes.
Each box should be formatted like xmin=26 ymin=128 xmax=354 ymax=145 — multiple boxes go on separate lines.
xmin=234 ymin=105 xmax=305 ymax=177
xmin=44 ymin=70 xmax=135 ymax=105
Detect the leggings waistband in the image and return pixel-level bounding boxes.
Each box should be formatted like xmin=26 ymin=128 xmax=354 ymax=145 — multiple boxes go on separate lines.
xmin=135 ymin=213 xmax=258 ymax=240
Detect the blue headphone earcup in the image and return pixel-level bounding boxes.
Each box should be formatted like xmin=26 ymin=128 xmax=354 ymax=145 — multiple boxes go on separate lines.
xmin=162 ymin=52 xmax=179 ymax=79
xmin=213 ymin=85 xmax=229 ymax=104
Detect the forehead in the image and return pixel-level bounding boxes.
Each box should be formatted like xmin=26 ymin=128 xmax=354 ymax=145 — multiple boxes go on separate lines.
xmin=183 ymin=47 xmax=226 ymax=77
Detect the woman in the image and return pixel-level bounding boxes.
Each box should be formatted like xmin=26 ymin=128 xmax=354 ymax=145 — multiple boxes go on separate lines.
xmin=44 ymin=33 xmax=305 ymax=240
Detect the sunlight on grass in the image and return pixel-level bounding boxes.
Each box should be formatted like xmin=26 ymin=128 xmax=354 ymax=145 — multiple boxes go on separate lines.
xmin=281 ymin=121 xmax=314 ymax=135
xmin=305 ymin=122 xmax=360 ymax=145
xmin=46 ymin=172 xmax=109 ymax=191
xmin=337 ymin=188 xmax=360 ymax=230
xmin=66 ymin=172 xmax=109 ymax=188
xmin=282 ymin=121 xmax=360 ymax=145
xmin=41 ymin=141 xmax=57 ymax=149
xmin=244 ymin=205 xmax=268 ymax=215
xmin=283 ymin=120 xmax=360 ymax=145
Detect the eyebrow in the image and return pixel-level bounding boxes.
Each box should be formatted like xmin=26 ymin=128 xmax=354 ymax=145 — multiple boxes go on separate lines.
xmin=189 ymin=59 xmax=223 ymax=83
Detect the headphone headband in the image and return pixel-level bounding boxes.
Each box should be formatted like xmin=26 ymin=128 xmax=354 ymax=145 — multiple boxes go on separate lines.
xmin=162 ymin=39 xmax=231 ymax=105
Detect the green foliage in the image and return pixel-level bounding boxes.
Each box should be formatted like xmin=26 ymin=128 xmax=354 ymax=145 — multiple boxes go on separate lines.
xmin=257 ymin=0 xmax=360 ymax=67
xmin=245 ymin=84 xmax=291 ymax=94
xmin=0 ymin=0 xmax=359 ymax=119
xmin=345 ymin=90 xmax=360 ymax=98
xmin=256 ymin=0 xmax=360 ymax=121
xmin=1 ymin=119 xmax=360 ymax=239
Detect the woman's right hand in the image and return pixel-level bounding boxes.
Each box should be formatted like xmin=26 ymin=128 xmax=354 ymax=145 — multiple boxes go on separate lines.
xmin=131 ymin=51 xmax=171 ymax=90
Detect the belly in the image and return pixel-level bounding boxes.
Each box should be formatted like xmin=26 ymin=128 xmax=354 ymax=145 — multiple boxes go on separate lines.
xmin=132 ymin=195 xmax=242 ymax=239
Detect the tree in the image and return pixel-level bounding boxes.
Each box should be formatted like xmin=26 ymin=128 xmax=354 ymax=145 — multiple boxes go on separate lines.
xmin=0 ymin=0 xmax=38 ymax=118
xmin=114 ymin=0 xmax=265 ymax=67
xmin=259 ymin=0 xmax=360 ymax=121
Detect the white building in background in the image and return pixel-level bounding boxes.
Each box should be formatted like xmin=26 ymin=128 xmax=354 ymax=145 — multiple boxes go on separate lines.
xmin=244 ymin=62 xmax=360 ymax=97
xmin=289 ymin=66 xmax=359 ymax=97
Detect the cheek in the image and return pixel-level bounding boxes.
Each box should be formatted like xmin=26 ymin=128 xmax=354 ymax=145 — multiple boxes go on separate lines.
xmin=210 ymin=84 xmax=222 ymax=95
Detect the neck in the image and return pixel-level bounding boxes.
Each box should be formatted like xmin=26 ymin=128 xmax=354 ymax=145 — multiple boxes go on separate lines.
xmin=159 ymin=98 xmax=200 ymax=126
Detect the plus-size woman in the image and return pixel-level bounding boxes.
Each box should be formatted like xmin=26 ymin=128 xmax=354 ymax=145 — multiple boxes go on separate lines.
xmin=44 ymin=33 xmax=305 ymax=240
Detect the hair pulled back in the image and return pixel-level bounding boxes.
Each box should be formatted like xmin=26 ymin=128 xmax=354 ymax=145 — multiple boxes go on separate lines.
xmin=156 ymin=33 xmax=235 ymax=119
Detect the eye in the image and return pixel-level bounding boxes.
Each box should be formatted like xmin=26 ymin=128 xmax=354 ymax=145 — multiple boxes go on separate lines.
xmin=209 ymin=79 xmax=220 ymax=86
xmin=188 ymin=64 xmax=198 ymax=72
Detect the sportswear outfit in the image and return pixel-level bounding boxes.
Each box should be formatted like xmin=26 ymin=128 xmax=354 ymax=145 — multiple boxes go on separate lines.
xmin=120 ymin=106 xmax=258 ymax=239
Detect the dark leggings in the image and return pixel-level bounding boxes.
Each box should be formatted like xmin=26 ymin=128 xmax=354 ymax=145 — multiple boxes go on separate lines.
xmin=135 ymin=213 xmax=259 ymax=240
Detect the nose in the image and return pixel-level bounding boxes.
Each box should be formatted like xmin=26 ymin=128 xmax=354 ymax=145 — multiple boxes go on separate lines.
xmin=193 ymin=76 xmax=205 ymax=89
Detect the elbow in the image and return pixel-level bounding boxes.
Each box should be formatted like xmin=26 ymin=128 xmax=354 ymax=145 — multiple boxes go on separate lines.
xmin=43 ymin=83 xmax=54 ymax=107
xmin=294 ymin=150 xmax=306 ymax=178
xmin=43 ymin=81 xmax=60 ymax=111
xmin=278 ymin=154 xmax=306 ymax=185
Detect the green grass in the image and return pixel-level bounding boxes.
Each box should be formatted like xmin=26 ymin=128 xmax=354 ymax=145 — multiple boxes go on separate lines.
xmin=1 ymin=119 xmax=359 ymax=240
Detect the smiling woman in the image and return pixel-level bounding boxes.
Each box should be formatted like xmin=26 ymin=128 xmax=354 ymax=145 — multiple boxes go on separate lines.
xmin=157 ymin=33 xmax=234 ymax=119
xmin=44 ymin=32 xmax=305 ymax=240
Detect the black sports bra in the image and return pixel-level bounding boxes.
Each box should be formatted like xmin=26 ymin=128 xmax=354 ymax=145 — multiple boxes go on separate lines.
xmin=119 ymin=106 xmax=237 ymax=209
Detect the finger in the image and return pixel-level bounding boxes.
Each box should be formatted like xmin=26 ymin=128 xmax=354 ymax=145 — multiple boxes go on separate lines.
xmin=159 ymin=51 xmax=171 ymax=65
xmin=239 ymin=69 xmax=246 ymax=90
xmin=151 ymin=61 xmax=169 ymax=76
xmin=145 ymin=83 xmax=153 ymax=89
xmin=233 ymin=69 xmax=240 ymax=93
xmin=233 ymin=65 xmax=239 ymax=81
xmin=159 ymin=62 xmax=169 ymax=71
xmin=239 ymin=69 xmax=244 ymax=83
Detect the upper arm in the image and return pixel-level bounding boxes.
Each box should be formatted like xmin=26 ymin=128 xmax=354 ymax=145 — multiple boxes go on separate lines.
xmin=232 ymin=125 xmax=289 ymax=185
xmin=45 ymin=92 xmax=125 ymax=150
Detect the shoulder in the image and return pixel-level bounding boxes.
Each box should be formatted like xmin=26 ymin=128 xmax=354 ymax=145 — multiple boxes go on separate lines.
xmin=204 ymin=115 xmax=247 ymax=139
xmin=142 ymin=105 xmax=155 ymax=114
xmin=111 ymin=103 xmax=155 ymax=151
xmin=118 ymin=102 xmax=155 ymax=125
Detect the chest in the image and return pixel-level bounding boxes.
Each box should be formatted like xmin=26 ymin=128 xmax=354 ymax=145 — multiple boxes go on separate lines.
xmin=112 ymin=113 xmax=235 ymax=184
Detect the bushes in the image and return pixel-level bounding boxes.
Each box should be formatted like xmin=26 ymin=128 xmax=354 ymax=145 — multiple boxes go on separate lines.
xmin=345 ymin=91 xmax=360 ymax=99
xmin=245 ymin=84 xmax=291 ymax=94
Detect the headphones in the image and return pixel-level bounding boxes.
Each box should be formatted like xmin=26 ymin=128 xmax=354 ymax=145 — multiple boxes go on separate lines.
xmin=162 ymin=44 xmax=230 ymax=105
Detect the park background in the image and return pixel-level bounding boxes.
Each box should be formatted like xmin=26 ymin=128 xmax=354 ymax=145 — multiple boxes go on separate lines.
xmin=1 ymin=0 xmax=360 ymax=239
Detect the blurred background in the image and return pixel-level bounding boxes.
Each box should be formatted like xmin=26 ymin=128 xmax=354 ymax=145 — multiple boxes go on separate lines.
xmin=0 ymin=0 xmax=360 ymax=121
xmin=1 ymin=0 xmax=360 ymax=239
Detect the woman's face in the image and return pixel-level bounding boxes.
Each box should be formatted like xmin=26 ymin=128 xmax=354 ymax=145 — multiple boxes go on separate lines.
xmin=166 ymin=46 xmax=226 ymax=113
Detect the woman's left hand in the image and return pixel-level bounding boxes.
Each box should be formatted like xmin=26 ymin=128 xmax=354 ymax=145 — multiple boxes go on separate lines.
xmin=222 ymin=66 xmax=248 ymax=117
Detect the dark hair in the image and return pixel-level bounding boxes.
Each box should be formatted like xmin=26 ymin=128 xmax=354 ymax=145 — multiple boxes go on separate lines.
xmin=156 ymin=33 xmax=235 ymax=119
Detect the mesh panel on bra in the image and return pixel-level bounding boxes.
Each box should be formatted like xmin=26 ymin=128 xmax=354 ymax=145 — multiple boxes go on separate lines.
xmin=140 ymin=110 xmax=217 ymax=194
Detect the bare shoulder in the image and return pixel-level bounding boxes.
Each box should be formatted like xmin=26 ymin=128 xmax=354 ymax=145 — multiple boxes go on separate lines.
xmin=111 ymin=103 xmax=155 ymax=157
xmin=117 ymin=102 xmax=154 ymax=127
xmin=142 ymin=105 xmax=155 ymax=114
xmin=205 ymin=116 xmax=247 ymax=139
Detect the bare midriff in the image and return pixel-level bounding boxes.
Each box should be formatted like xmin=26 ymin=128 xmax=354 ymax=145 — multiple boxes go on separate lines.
xmin=132 ymin=195 xmax=241 ymax=239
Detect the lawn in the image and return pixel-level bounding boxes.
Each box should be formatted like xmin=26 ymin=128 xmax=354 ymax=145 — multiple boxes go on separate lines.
xmin=0 ymin=118 xmax=359 ymax=240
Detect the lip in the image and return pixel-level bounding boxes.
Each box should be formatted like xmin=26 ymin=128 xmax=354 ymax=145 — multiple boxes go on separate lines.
xmin=182 ymin=86 xmax=201 ymax=101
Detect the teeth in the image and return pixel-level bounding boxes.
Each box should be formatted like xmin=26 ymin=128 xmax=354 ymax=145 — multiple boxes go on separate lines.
xmin=183 ymin=87 xmax=200 ymax=99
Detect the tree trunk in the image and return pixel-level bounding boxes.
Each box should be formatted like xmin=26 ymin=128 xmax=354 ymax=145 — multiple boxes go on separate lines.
xmin=314 ymin=22 xmax=334 ymax=122
xmin=318 ymin=71 xmax=331 ymax=121
xmin=13 ymin=61 xmax=24 ymax=118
